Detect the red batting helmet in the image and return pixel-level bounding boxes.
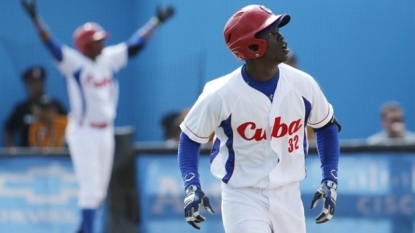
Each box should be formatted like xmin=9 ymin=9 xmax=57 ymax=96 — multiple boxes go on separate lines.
xmin=223 ymin=5 xmax=291 ymax=61
xmin=73 ymin=22 xmax=109 ymax=54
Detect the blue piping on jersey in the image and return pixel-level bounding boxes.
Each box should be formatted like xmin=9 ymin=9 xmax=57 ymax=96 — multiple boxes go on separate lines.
xmin=112 ymin=72 xmax=117 ymax=81
xmin=73 ymin=70 xmax=87 ymax=119
xmin=302 ymin=97 xmax=312 ymax=157
xmin=210 ymin=138 xmax=220 ymax=164
xmin=220 ymin=114 xmax=235 ymax=184
xmin=112 ymin=72 xmax=118 ymax=88
xmin=44 ymin=37 xmax=63 ymax=62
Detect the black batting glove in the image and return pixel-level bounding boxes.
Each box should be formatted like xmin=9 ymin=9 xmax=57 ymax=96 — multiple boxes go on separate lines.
xmin=184 ymin=185 xmax=214 ymax=230
xmin=21 ymin=0 xmax=37 ymax=19
xmin=156 ymin=5 xmax=175 ymax=24
xmin=310 ymin=180 xmax=337 ymax=224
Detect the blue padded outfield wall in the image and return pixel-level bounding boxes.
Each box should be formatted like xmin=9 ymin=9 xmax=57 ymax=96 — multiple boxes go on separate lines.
xmin=0 ymin=0 xmax=414 ymax=146
xmin=0 ymin=153 xmax=415 ymax=233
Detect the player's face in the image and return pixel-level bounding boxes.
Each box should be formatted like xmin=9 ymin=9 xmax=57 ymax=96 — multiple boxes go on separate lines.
xmin=259 ymin=28 xmax=289 ymax=63
xmin=90 ymin=39 xmax=105 ymax=56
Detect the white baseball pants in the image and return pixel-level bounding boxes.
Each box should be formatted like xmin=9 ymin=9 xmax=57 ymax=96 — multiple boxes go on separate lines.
xmin=221 ymin=182 xmax=306 ymax=233
xmin=66 ymin=120 xmax=115 ymax=209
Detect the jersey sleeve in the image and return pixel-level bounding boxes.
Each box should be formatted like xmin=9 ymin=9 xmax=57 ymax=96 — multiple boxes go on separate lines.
xmin=180 ymin=86 xmax=222 ymax=144
xmin=101 ymin=43 xmax=128 ymax=72
xmin=307 ymin=78 xmax=334 ymax=129
xmin=56 ymin=46 xmax=83 ymax=76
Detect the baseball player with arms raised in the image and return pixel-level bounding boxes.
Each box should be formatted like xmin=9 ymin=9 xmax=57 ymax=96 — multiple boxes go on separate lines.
xmin=178 ymin=5 xmax=340 ymax=233
xmin=21 ymin=1 xmax=174 ymax=232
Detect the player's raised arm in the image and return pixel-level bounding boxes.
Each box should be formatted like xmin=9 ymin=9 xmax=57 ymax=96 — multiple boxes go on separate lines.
xmin=21 ymin=0 xmax=63 ymax=62
xmin=126 ymin=5 xmax=175 ymax=57
xmin=21 ymin=0 xmax=49 ymax=41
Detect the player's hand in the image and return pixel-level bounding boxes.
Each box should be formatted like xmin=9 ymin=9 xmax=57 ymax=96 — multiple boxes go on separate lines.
xmin=184 ymin=185 xmax=214 ymax=229
xmin=156 ymin=5 xmax=175 ymax=24
xmin=21 ymin=0 xmax=37 ymax=19
xmin=310 ymin=180 xmax=337 ymax=224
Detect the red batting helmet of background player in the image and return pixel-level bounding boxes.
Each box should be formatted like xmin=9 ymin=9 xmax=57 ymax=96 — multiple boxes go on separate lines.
xmin=73 ymin=22 xmax=109 ymax=54
xmin=223 ymin=5 xmax=291 ymax=61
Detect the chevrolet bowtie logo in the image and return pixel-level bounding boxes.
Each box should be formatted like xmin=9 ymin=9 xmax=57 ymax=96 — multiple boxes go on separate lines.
xmin=0 ymin=165 xmax=78 ymax=205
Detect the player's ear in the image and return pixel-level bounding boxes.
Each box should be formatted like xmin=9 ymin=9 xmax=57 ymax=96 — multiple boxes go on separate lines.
xmin=248 ymin=45 xmax=259 ymax=51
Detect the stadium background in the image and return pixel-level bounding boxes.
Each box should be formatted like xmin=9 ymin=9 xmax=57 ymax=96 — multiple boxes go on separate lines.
xmin=0 ymin=0 xmax=414 ymax=233
xmin=0 ymin=0 xmax=414 ymax=143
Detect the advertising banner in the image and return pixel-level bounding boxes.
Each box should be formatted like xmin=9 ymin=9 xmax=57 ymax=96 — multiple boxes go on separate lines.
xmin=0 ymin=157 xmax=105 ymax=233
xmin=136 ymin=154 xmax=415 ymax=233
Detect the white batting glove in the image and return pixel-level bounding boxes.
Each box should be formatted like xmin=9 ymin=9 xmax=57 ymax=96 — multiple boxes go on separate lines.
xmin=183 ymin=185 xmax=214 ymax=229
xmin=310 ymin=180 xmax=337 ymax=224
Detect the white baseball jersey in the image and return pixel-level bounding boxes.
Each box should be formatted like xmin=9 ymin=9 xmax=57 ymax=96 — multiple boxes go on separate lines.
xmin=57 ymin=43 xmax=128 ymax=124
xmin=181 ymin=63 xmax=333 ymax=189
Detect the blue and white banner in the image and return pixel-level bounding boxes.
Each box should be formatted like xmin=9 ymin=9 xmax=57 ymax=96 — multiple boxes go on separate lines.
xmin=0 ymin=157 xmax=105 ymax=233
xmin=0 ymin=157 xmax=79 ymax=233
xmin=136 ymin=153 xmax=415 ymax=233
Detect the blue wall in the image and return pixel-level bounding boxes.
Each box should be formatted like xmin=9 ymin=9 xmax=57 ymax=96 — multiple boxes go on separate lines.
xmin=0 ymin=0 xmax=414 ymax=145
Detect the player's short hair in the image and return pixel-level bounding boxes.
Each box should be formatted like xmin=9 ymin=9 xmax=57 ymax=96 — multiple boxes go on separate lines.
xmin=22 ymin=65 xmax=46 ymax=83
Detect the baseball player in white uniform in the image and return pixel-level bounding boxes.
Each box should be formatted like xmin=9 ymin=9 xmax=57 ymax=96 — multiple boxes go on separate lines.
xmin=22 ymin=1 xmax=174 ymax=232
xmin=178 ymin=5 xmax=341 ymax=233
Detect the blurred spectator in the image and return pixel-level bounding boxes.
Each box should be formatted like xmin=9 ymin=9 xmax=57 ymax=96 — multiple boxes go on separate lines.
xmin=28 ymin=96 xmax=68 ymax=148
xmin=284 ymin=50 xmax=315 ymax=143
xmin=367 ymin=101 xmax=415 ymax=145
xmin=160 ymin=111 xmax=181 ymax=147
xmin=3 ymin=65 xmax=67 ymax=147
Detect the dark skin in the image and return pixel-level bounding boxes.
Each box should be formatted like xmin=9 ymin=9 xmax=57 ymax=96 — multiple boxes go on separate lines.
xmin=83 ymin=39 xmax=106 ymax=61
xmin=245 ymin=28 xmax=289 ymax=81
xmin=21 ymin=0 xmax=49 ymax=41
